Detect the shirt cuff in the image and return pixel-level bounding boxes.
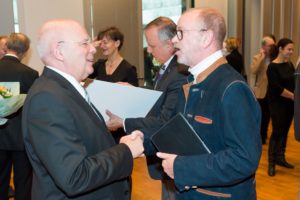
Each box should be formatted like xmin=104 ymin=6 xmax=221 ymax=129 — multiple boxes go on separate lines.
xmin=123 ymin=118 xmax=127 ymax=133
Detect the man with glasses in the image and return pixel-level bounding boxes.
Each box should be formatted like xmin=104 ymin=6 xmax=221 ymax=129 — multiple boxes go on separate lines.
xmin=106 ymin=16 xmax=188 ymax=200
xmin=22 ymin=19 xmax=144 ymax=200
xmin=156 ymin=8 xmax=262 ymax=199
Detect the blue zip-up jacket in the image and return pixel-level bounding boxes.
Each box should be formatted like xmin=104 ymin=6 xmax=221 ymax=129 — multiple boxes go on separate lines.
xmin=173 ymin=57 xmax=262 ymax=200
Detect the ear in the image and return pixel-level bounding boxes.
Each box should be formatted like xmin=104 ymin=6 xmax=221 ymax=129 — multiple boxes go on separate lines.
xmin=53 ymin=42 xmax=64 ymax=61
xmin=115 ymin=40 xmax=121 ymax=48
xmin=200 ymin=30 xmax=214 ymax=48
xmin=165 ymin=39 xmax=174 ymax=50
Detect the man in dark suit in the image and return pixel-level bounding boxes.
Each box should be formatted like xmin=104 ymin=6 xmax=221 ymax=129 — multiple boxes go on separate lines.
xmin=0 ymin=32 xmax=39 ymax=200
xmin=106 ymin=17 xmax=188 ymax=200
xmin=22 ymin=19 xmax=144 ymax=200
xmin=295 ymin=63 xmax=300 ymax=141
xmin=157 ymin=8 xmax=262 ymax=200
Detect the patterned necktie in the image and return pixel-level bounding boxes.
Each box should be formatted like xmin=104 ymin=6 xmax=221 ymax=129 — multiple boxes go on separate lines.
xmin=154 ymin=65 xmax=166 ymax=89
xmin=83 ymin=88 xmax=105 ymax=122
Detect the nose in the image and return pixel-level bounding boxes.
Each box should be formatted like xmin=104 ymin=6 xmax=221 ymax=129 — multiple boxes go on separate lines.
xmin=171 ymin=35 xmax=178 ymax=44
xmin=147 ymin=46 xmax=152 ymax=53
xmin=90 ymin=44 xmax=96 ymax=54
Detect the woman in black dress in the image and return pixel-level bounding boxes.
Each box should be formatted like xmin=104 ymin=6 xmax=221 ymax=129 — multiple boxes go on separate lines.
xmin=267 ymin=38 xmax=295 ymax=176
xmin=89 ymin=27 xmax=138 ymax=143
xmin=89 ymin=27 xmax=138 ymax=86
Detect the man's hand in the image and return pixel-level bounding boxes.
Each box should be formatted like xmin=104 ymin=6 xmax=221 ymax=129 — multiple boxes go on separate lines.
xmin=156 ymin=152 xmax=177 ymax=179
xmin=120 ymin=130 xmax=144 ymax=158
xmin=105 ymin=110 xmax=123 ymax=131
xmin=259 ymin=48 xmax=266 ymax=58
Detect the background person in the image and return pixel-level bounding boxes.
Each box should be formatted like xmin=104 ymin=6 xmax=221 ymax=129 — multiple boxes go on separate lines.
xmin=106 ymin=16 xmax=189 ymax=200
xmin=266 ymin=38 xmax=295 ymax=176
xmin=89 ymin=27 xmax=139 ymax=143
xmin=295 ymin=62 xmax=300 ymax=141
xmin=0 ymin=34 xmax=16 ymax=199
xmin=89 ymin=27 xmax=138 ymax=86
xmin=0 ymin=35 xmax=8 ymax=58
xmin=0 ymin=32 xmax=38 ymax=200
xmin=249 ymin=35 xmax=276 ymax=144
xmin=224 ymin=37 xmax=244 ymax=75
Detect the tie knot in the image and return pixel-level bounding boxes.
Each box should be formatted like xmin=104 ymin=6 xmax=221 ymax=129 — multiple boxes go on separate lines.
xmin=159 ymin=65 xmax=166 ymax=75
xmin=83 ymin=87 xmax=90 ymax=104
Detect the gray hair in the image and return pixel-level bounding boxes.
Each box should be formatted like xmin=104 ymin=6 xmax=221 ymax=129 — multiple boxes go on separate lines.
xmin=7 ymin=32 xmax=30 ymax=55
xmin=144 ymin=16 xmax=176 ymax=42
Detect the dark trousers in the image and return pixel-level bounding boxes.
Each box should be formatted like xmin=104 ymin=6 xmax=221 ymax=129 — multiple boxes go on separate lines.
xmin=268 ymin=101 xmax=294 ymax=164
xmin=161 ymin=179 xmax=176 ymax=200
xmin=257 ymin=97 xmax=270 ymax=143
xmin=0 ymin=150 xmax=32 ymax=200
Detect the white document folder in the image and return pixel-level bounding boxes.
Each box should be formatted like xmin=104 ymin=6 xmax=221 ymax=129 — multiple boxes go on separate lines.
xmin=85 ymin=79 xmax=162 ymax=121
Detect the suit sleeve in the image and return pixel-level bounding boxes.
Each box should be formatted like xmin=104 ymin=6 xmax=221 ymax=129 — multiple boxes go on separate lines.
xmin=294 ymin=65 xmax=300 ymax=141
xmin=21 ymin=69 xmax=39 ymax=93
xmin=249 ymin=54 xmax=263 ymax=89
xmin=249 ymin=54 xmax=264 ymax=75
xmin=125 ymin=73 xmax=187 ymax=133
xmin=173 ymin=82 xmax=262 ymax=190
xmin=24 ymin=92 xmax=133 ymax=196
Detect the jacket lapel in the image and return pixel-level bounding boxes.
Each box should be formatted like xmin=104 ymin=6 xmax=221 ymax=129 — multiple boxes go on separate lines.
xmin=155 ymin=56 xmax=177 ymax=90
xmin=182 ymin=57 xmax=227 ymax=101
xmin=42 ymin=68 xmax=106 ymax=127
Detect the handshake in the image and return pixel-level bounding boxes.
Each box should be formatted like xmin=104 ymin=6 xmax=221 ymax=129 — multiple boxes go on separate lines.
xmin=119 ymin=130 xmax=144 ymax=158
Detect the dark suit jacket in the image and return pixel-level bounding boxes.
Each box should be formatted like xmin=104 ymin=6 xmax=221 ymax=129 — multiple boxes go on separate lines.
xmin=173 ymin=60 xmax=261 ymax=199
xmin=125 ymin=56 xmax=188 ymax=132
xmin=22 ymin=67 xmax=133 ymax=200
xmin=0 ymin=55 xmax=38 ymax=151
xmin=124 ymin=56 xmax=188 ymax=179
xmin=294 ymin=63 xmax=300 ymax=141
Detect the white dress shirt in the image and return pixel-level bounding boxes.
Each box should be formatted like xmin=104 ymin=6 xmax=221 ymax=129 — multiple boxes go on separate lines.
xmin=188 ymin=50 xmax=223 ymax=83
xmin=46 ymin=66 xmax=88 ymax=102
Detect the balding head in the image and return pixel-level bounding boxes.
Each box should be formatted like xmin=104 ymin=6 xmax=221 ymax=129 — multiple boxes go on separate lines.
xmin=37 ymin=19 xmax=83 ymax=62
xmin=261 ymin=35 xmax=276 ymax=56
xmin=192 ymin=8 xmax=226 ymax=49
xmin=173 ymin=8 xmax=226 ymax=67
xmin=6 ymin=33 xmax=30 ymax=59
xmin=37 ymin=19 xmax=96 ymax=81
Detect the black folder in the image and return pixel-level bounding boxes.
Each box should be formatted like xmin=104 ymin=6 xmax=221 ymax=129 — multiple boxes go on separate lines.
xmin=151 ymin=113 xmax=210 ymax=156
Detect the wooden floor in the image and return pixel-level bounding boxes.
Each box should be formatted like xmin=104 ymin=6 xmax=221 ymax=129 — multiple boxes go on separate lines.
xmin=9 ymin=124 xmax=300 ymax=200
xmin=131 ymin=123 xmax=300 ymax=200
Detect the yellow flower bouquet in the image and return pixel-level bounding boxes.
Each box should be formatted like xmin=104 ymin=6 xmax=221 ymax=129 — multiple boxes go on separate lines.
xmin=0 ymin=82 xmax=26 ymax=125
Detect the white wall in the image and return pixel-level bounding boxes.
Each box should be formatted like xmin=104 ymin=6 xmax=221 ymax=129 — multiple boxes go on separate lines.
xmin=244 ymin=0 xmax=261 ymax=82
xmin=0 ymin=0 xmax=14 ymax=35
xmin=17 ymin=0 xmax=84 ymax=74
xmin=83 ymin=0 xmax=143 ymax=78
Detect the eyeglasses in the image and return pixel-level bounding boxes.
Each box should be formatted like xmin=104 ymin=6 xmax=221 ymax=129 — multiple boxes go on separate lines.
xmin=58 ymin=38 xmax=94 ymax=48
xmin=176 ymin=29 xmax=207 ymax=41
